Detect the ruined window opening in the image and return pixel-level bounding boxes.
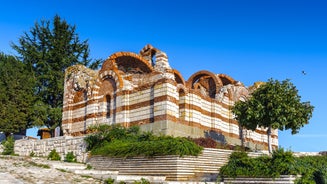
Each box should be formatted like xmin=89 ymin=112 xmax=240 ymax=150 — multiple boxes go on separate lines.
xmin=151 ymin=50 xmax=156 ymax=66
xmin=105 ymin=95 xmax=111 ymax=118
xmin=178 ymin=89 xmax=186 ymax=120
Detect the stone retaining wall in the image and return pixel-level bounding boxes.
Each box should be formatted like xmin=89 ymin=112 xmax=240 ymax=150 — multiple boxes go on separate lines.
xmin=14 ymin=136 xmax=88 ymax=162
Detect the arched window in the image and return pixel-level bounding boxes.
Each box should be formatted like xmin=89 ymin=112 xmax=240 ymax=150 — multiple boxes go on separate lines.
xmin=105 ymin=95 xmax=111 ymax=118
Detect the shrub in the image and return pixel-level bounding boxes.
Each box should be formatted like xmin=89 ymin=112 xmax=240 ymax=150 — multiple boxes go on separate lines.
xmin=86 ymin=164 xmax=92 ymax=170
xmin=29 ymin=151 xmax=36 ymax=157
xmin=220 ymin=151 xmax=272 ymax=178
xmin=47 ymin=149 xmax=61 ymax=160
xmin=220 ymin=148 xmax=295 ymax=179
xmin=86 ymin=125 xmax=203 ymax=158
xmin=91 ymin=136 xmax=202 ymax=158
xmin=294 ymin=155 xmax=327 ymax=184
xmin=2 ymin=136 xmax=15 ymax=155
xmin=134 ymin=178 xmax=150 ymax=184
xmin=85 ymin=124 xmax=139 ymax=150
xmin=64 ymin=151 xmax=77 ymax=162
xmin=104 ymin=177 xmax=115 ymax=184
xmin=270 ymin=148 xmax=296 ymax=176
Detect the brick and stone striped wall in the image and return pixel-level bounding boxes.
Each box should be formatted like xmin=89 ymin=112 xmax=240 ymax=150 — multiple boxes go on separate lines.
xmin=61 ymin=44 xmax=278 ymax=151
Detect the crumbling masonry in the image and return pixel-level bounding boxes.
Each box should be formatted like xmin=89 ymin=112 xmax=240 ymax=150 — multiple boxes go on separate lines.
xmin=62 ymin=45 xmax=278 ymax=150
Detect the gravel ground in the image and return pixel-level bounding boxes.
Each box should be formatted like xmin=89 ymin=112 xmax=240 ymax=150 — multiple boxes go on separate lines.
xmin=0 ymin=156 xmax=104 ymax=184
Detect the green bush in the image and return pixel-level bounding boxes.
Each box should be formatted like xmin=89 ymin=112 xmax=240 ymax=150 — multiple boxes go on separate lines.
xmin=85 ymin=125 xmax=203 ymax=158
xmin=220 ymin=148 xmax=327 ymax=183
xmin=134 ymin=178 xmax=150 ymax=184
xmin=294 ymin=155 xmax=327 ymax=184
xmin=104 ymin=177 xmax=115 ymax=184
xmin=64 ymin=151 xmax=77 ymax=162
xmin=270 ymin=148 xmax=296 ymax=176
xmin=220 ymin=151 xmax=272 ymax=178
xmin=29 ymin=151 xmax=36 ymax=157
xmin=220 ymin=148 xmax=296 ymax=179
xmin=47 ymin=149 xmax=61 ymax=161
xmin=2 ymin=136 xmax=15 ymax=155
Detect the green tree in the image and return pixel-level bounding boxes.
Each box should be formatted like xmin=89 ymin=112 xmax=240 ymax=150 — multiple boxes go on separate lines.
xmin=12 ymin=15 xmax=101 ymax=135
xmin=0 ymin=53 xmax=38 ymax=136
xmin=232 ymin=79 xmax=314 ymax=153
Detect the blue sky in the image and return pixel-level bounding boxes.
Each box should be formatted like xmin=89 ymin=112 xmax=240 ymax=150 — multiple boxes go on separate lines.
xmin=1 ymin=0 xmax=326 ymax=152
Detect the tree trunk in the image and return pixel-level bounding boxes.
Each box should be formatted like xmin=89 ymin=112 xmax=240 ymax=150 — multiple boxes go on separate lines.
xmin=267 ymin=126 xmax=272 ymax=154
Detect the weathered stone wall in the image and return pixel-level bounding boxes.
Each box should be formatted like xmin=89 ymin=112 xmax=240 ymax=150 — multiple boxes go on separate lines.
xmin=14 ymin=136 xmax=88 ymax=162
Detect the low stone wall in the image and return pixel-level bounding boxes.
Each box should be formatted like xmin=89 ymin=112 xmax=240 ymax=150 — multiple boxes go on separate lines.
xmin=14 ymin=136 xmax=88 ymax=162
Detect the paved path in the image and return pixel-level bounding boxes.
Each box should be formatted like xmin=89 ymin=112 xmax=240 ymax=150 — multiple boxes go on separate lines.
xmin=0 ymin=172 xmax=24 ymax=184
xmin=0 ymin=156 xmax=103 ymax=184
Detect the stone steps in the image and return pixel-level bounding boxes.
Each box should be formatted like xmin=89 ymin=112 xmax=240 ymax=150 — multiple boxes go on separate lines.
xmin=88 ymin=148 xmax=234 ymax=181
xmin=223 ymin=175 xmax=297 ymax=184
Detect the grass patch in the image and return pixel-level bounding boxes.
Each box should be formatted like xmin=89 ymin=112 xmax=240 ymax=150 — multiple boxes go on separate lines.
xmin=81 ymin=175 xmax=93 ymax=178
xmin=28 ymin=161 xmax=50 ymax=169
xmin=56 ymin=168 xmax=70 ymax=173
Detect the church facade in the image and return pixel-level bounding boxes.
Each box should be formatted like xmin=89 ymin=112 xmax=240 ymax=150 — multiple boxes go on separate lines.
xmin=62 ymin=45 xmax=278 ymax=150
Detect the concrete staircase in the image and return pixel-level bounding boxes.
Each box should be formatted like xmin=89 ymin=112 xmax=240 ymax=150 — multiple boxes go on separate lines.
xmin=88 ymin=148 xmax=234 ymax=181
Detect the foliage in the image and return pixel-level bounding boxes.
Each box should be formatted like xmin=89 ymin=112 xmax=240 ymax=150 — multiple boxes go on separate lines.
xmin=1 ymin=136 xmax=15 ymax=155
xmin=85 ymin=124 xmax=138 ymax=150
xmin=192 ymin=137 xmax=217 ymax=148
xmin=47 ymin=149 xmax=61 ymax=161
xmin=220 ymin=148 xmax=296 ymax=179
xmin=28 ymin=161 xmax=50 ymax=169
xmin=29 ymin=151 xmax=36 ymax=157
xmin=86 ymin=164 xmax=92 ymax=170
xmin=104 ymin=177 xmax=115 ymax=184
xmin=220 ymin=151 xmax=272 ymax=178
xmin=294 ymin=155 xmax=327 ymax=184
xmin=134 ymin=178 xmax=150 ymax=184
xmin=232 ymin=79 xmax=314 ymax=152
xmin=270 ymin=148 xmax=296 ymax=176
xmin=220 ymin=148 xmax=327 ymax=183
xmin=0 ymin=53 xmax=37 ymax=136
xmin=85 ymin=125 xmax=203 ymax=158
xmin=64 ymin=151 xmax=77 ymax=162
xmin=11 ymin=15 xmax=102 ymax=133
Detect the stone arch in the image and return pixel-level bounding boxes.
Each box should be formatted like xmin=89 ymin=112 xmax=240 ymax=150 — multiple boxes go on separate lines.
xmin=98 ymin=69 xmax=123 ymax=90
xmin=98 ymin=77 xmax=117 ymax=124
xmin=173 ymin=69 xmax=186 ymax=86
xmin=218 ymin=74 xmax=236 ymax=85
xmin=102 ymin=52 xmax=154 ymax=73
xmin=186 ymin=70 xmax=223 ymax=98
xmin=140 ymin=44 xmax=160 ymax=66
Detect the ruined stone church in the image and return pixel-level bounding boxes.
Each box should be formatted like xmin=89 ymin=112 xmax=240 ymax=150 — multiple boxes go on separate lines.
xmin=62 ymin=45 xmax=278 ymax=150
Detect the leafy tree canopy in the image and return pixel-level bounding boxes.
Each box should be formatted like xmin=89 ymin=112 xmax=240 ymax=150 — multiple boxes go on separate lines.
xmin=0 ymin=53 xmax=39 ymax=136
xmin=11 ymin=15 xmax=102 ymax=133
xmin=232 ymin=79 xmax=314 ymax=152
